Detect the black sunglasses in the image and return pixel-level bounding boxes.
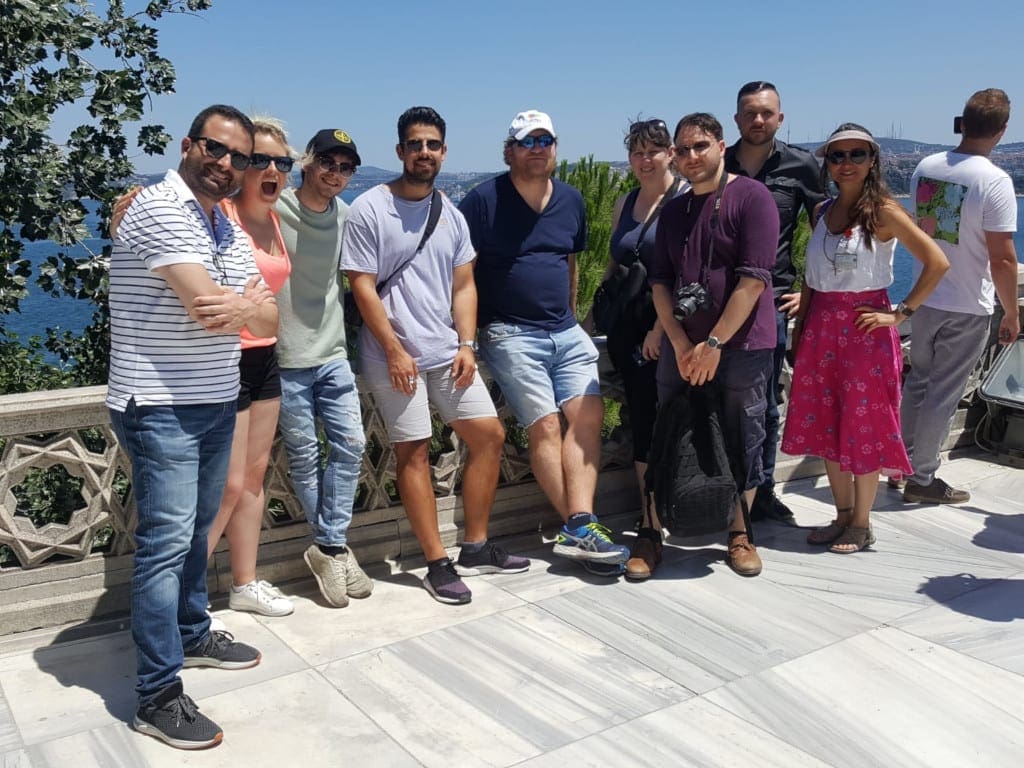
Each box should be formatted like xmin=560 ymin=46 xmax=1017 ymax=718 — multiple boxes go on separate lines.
xmin=403 ymin=139 xmax=444 ymax=152
xmin=190 ymin=136 xmax=251 ymax=171
xmin=675 ymin=140 xmax=713 ymax=157
xmin=629 ymin=118 xmax=667 ymax=133
xmin=316 ymin=156 xmax=356 ymax=177
xmin=516 ymin=134 xmax=555 ymax=150
xmin=826 ymin=148 xmax=873 ymax=165
xmin=249 ymin=153 xmax=294 ymax=173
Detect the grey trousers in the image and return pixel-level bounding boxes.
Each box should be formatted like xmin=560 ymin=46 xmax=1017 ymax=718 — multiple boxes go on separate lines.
xmin=901 ymin=305 xmax=991 ymax=485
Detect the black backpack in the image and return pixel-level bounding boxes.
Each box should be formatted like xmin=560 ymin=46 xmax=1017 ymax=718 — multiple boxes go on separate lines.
xmin=644 ymin=383 xmax=738 ymax=536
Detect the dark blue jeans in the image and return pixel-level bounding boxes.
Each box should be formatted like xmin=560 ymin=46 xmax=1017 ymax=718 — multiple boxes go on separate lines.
xmin=760 ymin=308 xmax=787 ymax=490
xmin=109 ymin=399 xmax=236 ymax=703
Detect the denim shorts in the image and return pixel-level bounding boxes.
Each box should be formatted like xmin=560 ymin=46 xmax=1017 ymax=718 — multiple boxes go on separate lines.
xmin=362 ymin=363 xmax=498 ymax=443
xmin=479 ymin=321 xmax=601 ymax=427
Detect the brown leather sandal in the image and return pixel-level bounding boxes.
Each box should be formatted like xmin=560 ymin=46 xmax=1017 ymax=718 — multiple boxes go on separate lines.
xmin=829 ymin=525 xmax=876 ymax=554
xmin=806 ymin=508 xmax=852 ymax=545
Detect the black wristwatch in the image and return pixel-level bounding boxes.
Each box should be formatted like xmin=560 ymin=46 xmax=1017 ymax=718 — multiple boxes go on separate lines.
xmin=895 ymin=302 xmax=916 ymax=318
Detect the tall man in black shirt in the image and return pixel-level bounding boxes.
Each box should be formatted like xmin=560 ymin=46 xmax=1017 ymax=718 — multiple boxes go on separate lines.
xmin=724 ymin=81 xmax=826 ymax=525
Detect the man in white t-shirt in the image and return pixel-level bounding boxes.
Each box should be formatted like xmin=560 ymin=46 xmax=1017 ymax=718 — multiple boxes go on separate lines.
xmin=901 ymin=88 xmax=1019 ymax=504
xmin=341 ymin=107 xmax=529 ymax=606
xmin=108 ymin=105 xmax=278 ymax=749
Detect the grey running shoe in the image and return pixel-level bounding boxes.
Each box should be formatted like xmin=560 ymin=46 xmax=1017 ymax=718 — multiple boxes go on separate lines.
xmin=133 ymin=681 xmax=222 ymax=750
xmin=456 ymin=542 xmax=531 ymax=576
xmin=344 ymin=547 xmax=374 ymax=599
xmin=304 ymin=544 xmax=350 ymax=608
xmin=182 ymin=630 xmax=261 ymax=670
xmin=423 ymin=558 xmax=472 ymax=604
xmin=903 ymin=478 xmax=970 ymax=505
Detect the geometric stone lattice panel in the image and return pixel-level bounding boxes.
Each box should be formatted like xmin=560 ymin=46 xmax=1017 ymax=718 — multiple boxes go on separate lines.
xmin=0 ymin=357 xmax=635 ymax=569
xmin=0 ymin=426 xmax=131 ymax=568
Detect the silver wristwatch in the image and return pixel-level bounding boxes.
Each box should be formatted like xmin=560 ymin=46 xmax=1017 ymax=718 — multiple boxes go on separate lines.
xmin=895 ymin=302 xmax=916 ymax=318
xmin=459 ymin=340 xmax=478 ymax=352
xmin=706 ymin=335 xmax=722 ymax=350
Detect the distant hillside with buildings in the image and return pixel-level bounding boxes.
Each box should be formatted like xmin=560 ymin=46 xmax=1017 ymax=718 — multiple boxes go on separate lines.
xmin=133 ymin=140 xmax=1024 ymax=200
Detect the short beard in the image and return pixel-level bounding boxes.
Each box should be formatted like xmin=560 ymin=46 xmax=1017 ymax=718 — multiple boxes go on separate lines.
xmin=403 ymin=164 xmax=438 ymax=187
xmin=741 ymin=130 xmax=775 ymax=147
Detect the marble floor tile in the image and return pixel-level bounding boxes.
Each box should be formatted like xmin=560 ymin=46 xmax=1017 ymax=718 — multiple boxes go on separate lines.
xmin=131 ymin=669 xmax=418 ymax=768
xmin=466 ymin=545 xmax=621 ymax=604
xmin=0 ymin=686 xmax=20 ymax=753
xmin=871 ymin=489 xmax=1024 ymax=565
xmin=705 ymin=626 xmax=1024 ymax=768
xmin=893 ymin=576 xmax=1024 ymax=675
xmin=17 ymin=723 xmax=149 ymax=768
xmin=754 ymin=512 xmax=1022 ymax=622
xmin=319 ymin=604 xmax=691 ymax=767
xmin=536 ymin=564 xmax=877 ymax=693
xmin=2 ymin=617 xmax=307 ymax=745
xmin=971 ymin=462 xmax=1024 ymax=502
xmin=1 ymin=751 xmax=31 ymax=768
xmin=260 ymin=566 xmax=524 ymax=666
xmin=517 ymin=697 xmax=833 ymax=768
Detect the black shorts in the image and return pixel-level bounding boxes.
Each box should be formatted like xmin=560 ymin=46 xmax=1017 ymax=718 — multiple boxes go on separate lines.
xmin=237 ymin=344 xmax=281 ymax=411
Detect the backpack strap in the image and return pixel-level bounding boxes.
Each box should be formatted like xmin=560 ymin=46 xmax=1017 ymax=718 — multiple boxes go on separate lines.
xmin=377 ymin=188 xmax=443 ymax=294
xmin=415 ymin=188 xmax=443 ymax=254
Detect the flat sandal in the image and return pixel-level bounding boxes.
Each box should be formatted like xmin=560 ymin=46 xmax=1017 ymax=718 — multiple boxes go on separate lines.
xmin=829 ymin=525 xmax=876 ymax=554
xmin=807 ymin=520 xmax=846 ymax=545
xmin=807 ymin=507 xmax=853 ymax=545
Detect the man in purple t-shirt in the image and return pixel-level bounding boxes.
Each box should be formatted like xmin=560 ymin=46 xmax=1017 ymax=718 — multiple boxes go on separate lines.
xmin=649 ymin=112 xmax=779 ymax=578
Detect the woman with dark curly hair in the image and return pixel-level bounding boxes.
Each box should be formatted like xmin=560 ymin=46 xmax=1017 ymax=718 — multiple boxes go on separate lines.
xmin=782 ymin=123 xmax=948 ymax=553
xmin=599 ymin=119 xmax=685 ymax=579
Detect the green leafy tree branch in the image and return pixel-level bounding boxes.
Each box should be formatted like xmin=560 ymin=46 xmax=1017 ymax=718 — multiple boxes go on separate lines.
xmin=0 ymin=0 xmax=212 ymax=388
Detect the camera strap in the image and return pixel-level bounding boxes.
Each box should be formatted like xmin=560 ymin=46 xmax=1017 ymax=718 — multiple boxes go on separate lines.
xmin=698 ymin=170 xmax=729 ymax=288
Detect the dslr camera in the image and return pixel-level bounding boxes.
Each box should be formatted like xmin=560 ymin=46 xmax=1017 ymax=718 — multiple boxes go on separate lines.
xmin=673 ymin=282 xmax=712 ymax=320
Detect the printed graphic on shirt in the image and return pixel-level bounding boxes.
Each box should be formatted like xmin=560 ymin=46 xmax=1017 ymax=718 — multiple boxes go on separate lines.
xmin=915 ymin=177 xmax=966 ymax=245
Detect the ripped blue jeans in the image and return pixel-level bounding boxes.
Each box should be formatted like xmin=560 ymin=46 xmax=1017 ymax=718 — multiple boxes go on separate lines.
xmin=278 ymin=358 xmax=365 ymax=546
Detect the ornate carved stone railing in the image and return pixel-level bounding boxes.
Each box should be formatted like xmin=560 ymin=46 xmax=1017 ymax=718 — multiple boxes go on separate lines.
xmin=0 ymin=354 xmax=639 ymax=635
xmin=5 ymin=275 xmax=1021 ymax=637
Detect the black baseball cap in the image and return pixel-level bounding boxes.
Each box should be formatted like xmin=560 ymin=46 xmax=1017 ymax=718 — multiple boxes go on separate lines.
xmin=306 ymin=129 xmax=361 ymax=166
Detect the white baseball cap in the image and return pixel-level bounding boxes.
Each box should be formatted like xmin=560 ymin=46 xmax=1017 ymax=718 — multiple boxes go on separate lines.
xmin=508 ymin=110 xmax=557 ymax=141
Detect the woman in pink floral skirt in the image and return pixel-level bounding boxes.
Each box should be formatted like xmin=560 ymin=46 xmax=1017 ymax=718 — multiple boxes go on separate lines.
xmin=782 ymin=124 xmax=948 ymax=553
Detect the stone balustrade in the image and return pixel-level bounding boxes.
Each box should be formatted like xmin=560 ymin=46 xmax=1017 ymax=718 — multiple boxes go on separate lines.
xmin=0 ymin=356 xmax=641 ymax=635
xmin=4 ymin=276 xmax=1021 ymax=638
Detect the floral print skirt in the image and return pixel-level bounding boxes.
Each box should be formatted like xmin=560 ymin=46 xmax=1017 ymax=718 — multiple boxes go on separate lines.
xmin=781 ymin=288 xmax=911 ymax=477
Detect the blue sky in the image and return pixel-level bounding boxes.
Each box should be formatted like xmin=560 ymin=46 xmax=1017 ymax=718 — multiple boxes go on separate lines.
xmin=106 ymin=0 xmax=1023 ymax=173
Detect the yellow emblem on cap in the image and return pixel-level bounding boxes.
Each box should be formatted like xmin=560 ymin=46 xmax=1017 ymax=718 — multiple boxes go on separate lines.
xmin=333 ymin=130 xmax=351 ymax=143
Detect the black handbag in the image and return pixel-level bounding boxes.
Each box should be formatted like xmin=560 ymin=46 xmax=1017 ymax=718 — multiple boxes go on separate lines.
xmin=593 ymin=179 xmax=679 ymax=338
xmin=592 ymin=259 xmax=649 ymax=336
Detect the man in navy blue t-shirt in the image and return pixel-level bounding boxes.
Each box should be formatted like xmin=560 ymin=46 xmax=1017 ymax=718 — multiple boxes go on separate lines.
xmin=459 ymin=110 xmax=629 ymax=566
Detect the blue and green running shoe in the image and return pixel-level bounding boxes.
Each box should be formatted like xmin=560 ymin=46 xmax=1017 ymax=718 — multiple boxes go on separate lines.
xmin=553 ymin=515 xmax=629 ymax=563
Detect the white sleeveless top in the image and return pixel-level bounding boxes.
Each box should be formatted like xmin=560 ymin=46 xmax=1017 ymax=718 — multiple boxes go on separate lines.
xmin=805 ymin=214 xmax=896 ymax=293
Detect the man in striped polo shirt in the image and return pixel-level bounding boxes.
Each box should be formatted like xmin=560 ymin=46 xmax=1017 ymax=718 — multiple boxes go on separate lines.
xmin=107 ymin=104 xmax=279 ymax=750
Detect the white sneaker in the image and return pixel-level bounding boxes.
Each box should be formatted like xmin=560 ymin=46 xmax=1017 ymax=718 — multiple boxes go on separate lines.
xmin=228 ymin=580 xmax=294 ymax=617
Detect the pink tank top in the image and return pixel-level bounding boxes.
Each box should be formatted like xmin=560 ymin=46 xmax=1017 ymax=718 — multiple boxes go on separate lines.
xmin=220 ymin=198 xmax=291 ymax=348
